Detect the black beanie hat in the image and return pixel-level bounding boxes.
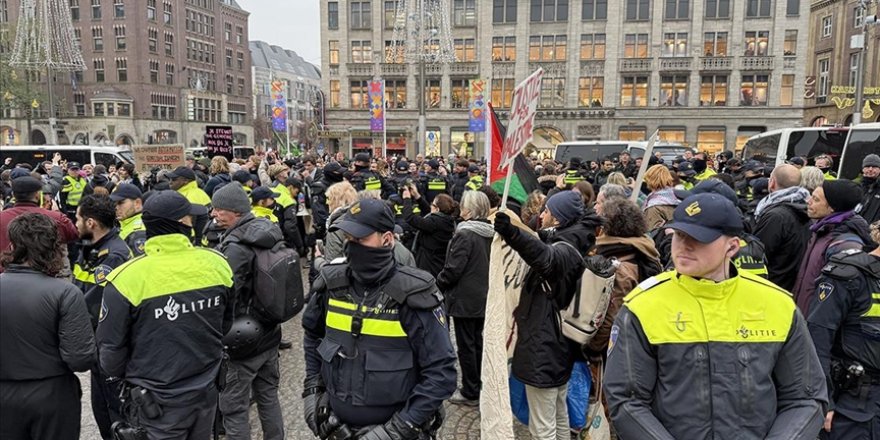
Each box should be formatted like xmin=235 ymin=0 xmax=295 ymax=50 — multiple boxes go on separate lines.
xmin=822 ymin=180 xmax=863 ymax=213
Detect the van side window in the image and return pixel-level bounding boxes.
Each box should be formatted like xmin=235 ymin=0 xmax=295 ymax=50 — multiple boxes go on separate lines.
xmin=95 ymin=152 xmax=117 ymax=167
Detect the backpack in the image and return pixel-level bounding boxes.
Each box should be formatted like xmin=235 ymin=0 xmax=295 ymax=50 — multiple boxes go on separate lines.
xmin=227 ymin=230 xmax=304 ymax=324
xmin=551 ymin=242 xmax=618 ymax=345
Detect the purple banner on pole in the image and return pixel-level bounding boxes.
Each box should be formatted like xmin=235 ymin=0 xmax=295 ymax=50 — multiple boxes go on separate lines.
xmin=369 ymin=80 xmax=385 ymax=132
xmin=271 ymin=80 xmax=287 ymax=133
xmin=468 ymin=79 xmax=487 ymax=133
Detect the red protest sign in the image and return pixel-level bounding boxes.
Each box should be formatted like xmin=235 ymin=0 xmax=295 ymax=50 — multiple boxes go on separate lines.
xmin=500 ymin=68 xmax=544 ymax=168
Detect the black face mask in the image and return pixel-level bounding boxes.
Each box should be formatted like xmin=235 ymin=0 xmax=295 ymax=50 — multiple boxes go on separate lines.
xmin=143 ymin=214 xmax=193 ymax=239
xmin=818 ymin=166 xmax=830 ymax=173
xmin=345 ymin=240 xmax=396 ymax=286
xmin=693 ymin=159 xmax=707 ymax=174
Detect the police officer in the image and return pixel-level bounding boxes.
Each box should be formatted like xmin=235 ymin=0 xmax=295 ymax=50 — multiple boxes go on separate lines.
xmin=302 ymin=199 xmax=456 ymax=439
xmin=390 ymin=160 xmax=420 ymax=249
xmin=737 ymin=160 xmax=766 ymax=202
xmin=349 ymin=153 xmax=396 ymax=198
xmin=563 ymin=157 xmax=589 ymax=187
xmin=96 ymin=191 xmax=232 ymax=439
xmin=72 ymin=194 xmax=132 ymax=439
xmin=61 ymin=161 xmax=87 ymax=219
xmin=676 ymin=161 xmax=697 ymax=190
xmin=251 ymin=186 xmax=281 ymax=223
xmin=167 ymin=166 xmax=211 ymax=245
xmin=808 ymin=220 xmax=880 ymax=440
xmin=464 ymin=164 xmax=484 ymax=191
xmin=420 ymin=159 xmax=450 ymax=204
xmin=110 ymin=183 xmax=147 ymax=257
xmin=604 ymin=193 xmax=828 ymax=439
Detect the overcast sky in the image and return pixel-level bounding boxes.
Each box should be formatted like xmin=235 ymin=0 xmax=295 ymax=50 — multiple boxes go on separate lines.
xmin=242 ymin=1 xmax=322 ymax=66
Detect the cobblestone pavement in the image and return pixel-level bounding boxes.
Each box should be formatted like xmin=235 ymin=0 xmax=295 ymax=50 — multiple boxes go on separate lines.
xmin=79 ymin=313 xmax=532 ymax=439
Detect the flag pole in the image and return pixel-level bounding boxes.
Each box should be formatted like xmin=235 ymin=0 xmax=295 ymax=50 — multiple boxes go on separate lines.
xmin=499 ymin=158 xmax=514 ymax=212
xmin=631 ymin=129 xmax=660 ymax=204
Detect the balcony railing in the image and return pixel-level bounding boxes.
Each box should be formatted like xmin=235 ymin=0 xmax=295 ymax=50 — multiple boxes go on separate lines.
xmin=579 ymin=60 xmax=604 ymax=76
xmin=783 ymin=56 xmax=797 ymax=70
xmin=380 ymin=63 xmax=409 ymax=76
xmin=619 ymin=58 xmax=653 ymax=72
xmin=740 ymin=56 xmax=775 ymax=70
xmin=425 ymin=64 xmax=443 ymax=75
xmin=528 ymin=61 xmax=567 ymax=78
xmin=700 ymin=56 xmax=733 ymax=70
xmin=346 ymin=63 xmax=373 ymax=76
xmin=659 ymin=57 xmax=692 ymax=71
xmin=492 ymin=62 xmax=515 ymax=77
xmin=449 ymin=62 xmax=479 ymax=76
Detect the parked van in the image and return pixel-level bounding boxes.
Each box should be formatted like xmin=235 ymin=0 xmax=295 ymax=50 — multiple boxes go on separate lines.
xmin=554 ymin=140 xmax=690 ymax=164
xmin=838 ymin=123 xmax=880 ymax=180
xmin=0 ymin=145 xmax=134 ymax=169
xmin=741 ymin=127 xmax=850 ymax=166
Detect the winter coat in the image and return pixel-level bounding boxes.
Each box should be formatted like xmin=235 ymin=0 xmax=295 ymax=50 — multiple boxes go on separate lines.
xmin=586 ymin=235 xmax=661 ymax=357
xmin=856 ymin=177 xmax=880 ymax=224
xmin=643 ymin=188 xmax=679 ymax=230
xmin=403 ymin=197 xmax=456 ymax=278
xmin=436 ymin=219 xmax=494 ymax=318
xmin=792 ymin=211 xmax=873 ymax=315
xmin=204 ymin=173 xmax=232 ymax=197
xmin=499 ymin=213 xmax=602 ymax=388
xmin=753 ymin=200 xmax=811 ymax=292
xmin=0 ymin=265 xmax=96 ymax=380
xmin=538 ymin=175 xmax=558 ymax=195
xmin=217 ymin=214 xmax=283 ymax=359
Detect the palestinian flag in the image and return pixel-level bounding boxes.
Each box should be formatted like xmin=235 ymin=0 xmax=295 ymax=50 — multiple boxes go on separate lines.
xmin=486 ymin=102 xmax=539 ymax=205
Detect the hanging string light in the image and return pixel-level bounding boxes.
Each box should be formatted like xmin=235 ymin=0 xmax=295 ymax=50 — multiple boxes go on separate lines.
xmin=389 ymin=0 xmax=457 ymax=64
xmin=10 ymin=0 xmax=86 ymax=71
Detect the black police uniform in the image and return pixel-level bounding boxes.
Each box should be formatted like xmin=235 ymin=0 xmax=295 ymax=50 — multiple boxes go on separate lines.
xmin=349 ymin=166 xmax=397 ymax=199
xmin=390 ymin=171 xmax=421 ymax=248
xmin=72 ymin=228 xmax=131 ymax=440
xmin=303 ymin=264 xmax=457 ymax=437
xmin=808 ymin=249 xmax=880 ymax=439
xmin=563 ymin=167 xmax=589 ymax=187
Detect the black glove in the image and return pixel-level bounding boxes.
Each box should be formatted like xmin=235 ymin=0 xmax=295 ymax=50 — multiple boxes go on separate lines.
xmin=357 ymin=414 xmax=421 ymax=440
xmin=493 ymin=211 xmax=516 ymax=238
xmin=303 ymin=376 xmax=328 ymax=437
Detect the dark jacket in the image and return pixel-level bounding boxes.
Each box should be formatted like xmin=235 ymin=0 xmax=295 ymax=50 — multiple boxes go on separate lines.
xmin=204 ymin=173 xmax=232 ymax=197
xmin=217 ymin=214 xmax=283 ymax=359
xmin=450 ymin=171 xmax=469 ymax=202
xmin=498 ymin=213 xmax=602 ymax=387
xmin=403 ymin=197 xmax=456 ymax=278
xmin=0 ymin=266 xmax=96 ymax=380
xmin=857 ymin=177 xmax=880 ymax=224
xmin=753 ymin=201 xmax=811 ymax=292
xmin=97 ymin=233 xmax=234 ymax=406
xmin=436 ymin=219 xmax=494 ymax=318
xmin=793 ymin=211 xmax=873 ymax=315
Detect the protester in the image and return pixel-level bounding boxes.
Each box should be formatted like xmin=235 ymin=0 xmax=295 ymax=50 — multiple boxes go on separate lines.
xmin=521 ymin=190 xmax=547 ymax=230
xmin=642 ymin=164 xmax=679 ymax=230
xmin=801 ymin=166 xmax=826 ymax=194
xmin=314 ymin=181 xmax=359 ymax=266
xmin=793 ymin=180 xmax=872 ymax=315
xmin=604 ymin=193 xmax=827 ymax=439
xmin=204 ymin=156 xmax=232 ymax=196
xmin=402 ymin=185 xmax=457 ymax=277
xmin=493 ymin=191 xmax=602 ymax=440
xmin=753 ymin=164 xmax=811 ymax=291
xmin=0 ymin=213 xmax=96 ymax=440
xmin=437 ymin=191 xmax=494 ymax=407
xmin=594 ymin=183 xmax=628 ymax=216
xmin=212 ymin=183 xmax=285 ymax=440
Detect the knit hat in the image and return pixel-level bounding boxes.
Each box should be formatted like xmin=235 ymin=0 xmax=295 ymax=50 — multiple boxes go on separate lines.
xmin=863 ymin=154 xmax=880 ymax=168
xmin=545 ymin=191 xmax=584 ymax=228
xmin=268 ymin=164 xmax=288 ymax=180
xmin=426 ymin=159 xmax=440 ymax=170
xmin=211 ymin=182 xmax=251 ymax=213
xmin=822 ymin=180 xmax=863 ymax=213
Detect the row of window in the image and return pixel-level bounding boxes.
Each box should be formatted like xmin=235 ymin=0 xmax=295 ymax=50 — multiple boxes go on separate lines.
xmin=329 ymin=30 xmax=798 ymax=65
xmin=71 ymin=0 xmax=171 ymax=24
xmin=186 ymin=38 xmax=216 ymax=65
xmin=815 ymin=53 xmax=863 ymax=103
xmin=327 ymin=0 xmax=800 ymax=30
xmin=820 ymin=6 xmax=869 ymax=39
xmin=185 ymin=8 xmax=215 ymax=37
xmin=328 ymin=73 xmax=795 ymax=110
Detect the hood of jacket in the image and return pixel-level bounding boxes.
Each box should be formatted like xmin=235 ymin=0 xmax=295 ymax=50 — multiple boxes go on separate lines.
xmin=595 ymin=234 xmax=661 ymax=262
xmin=226 ymin=213 xmax=282 ymax=249
xmin=545 ymin=211 xmax=602 ymax=254
xmin=456 ymin=219 xmax=495 ymax=238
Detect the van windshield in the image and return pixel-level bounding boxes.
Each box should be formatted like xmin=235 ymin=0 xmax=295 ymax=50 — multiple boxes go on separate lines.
xmin=743 ymin=134 xmax=781 ymax=162
xmin=555 ymin=144 xmax=628 ymax=164
xmin=118 ymin=150 xmax=134 ymax=163
xmin=786 ymin=130 xmax=847 ymax=165
xmin=840 ymin=128 xmax=880 ymax=179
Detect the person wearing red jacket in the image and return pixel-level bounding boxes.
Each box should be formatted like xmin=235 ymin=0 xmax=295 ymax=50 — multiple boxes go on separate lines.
xmin=0 ymin=174 xmax=78 ymax=272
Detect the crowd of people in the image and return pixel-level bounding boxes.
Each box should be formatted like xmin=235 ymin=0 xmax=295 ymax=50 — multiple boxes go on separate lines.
xmin=0 ymin=145 xmax=878 ymax=440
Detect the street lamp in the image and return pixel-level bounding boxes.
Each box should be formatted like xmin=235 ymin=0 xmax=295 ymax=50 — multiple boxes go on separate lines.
xmin=853 ymin=0 xmax=879 ymax=125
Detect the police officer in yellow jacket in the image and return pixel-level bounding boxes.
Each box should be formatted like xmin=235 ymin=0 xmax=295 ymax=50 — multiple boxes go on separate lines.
xmin=168 ymin=166 xmax=211 ymax=245
xmin=61 ymin=162 xmax=87 ymax=218
xmin=302 ymin=199 xmax=456 ymax=439
xmin=110 ymin=183 xmax=147 ymax=256
xmin=251 ymin=186 xmax=280 ymax=224
xmin=464 ymin=164 xmax=484 ymax=191
xmin=605 ymin=193 xmax=827 ymax=440
xmin=808 ymin=220 xmax=880 ymax=440
xmin=96 ymin=191 xmax=232 ymax=439
xmin=420 ymin=159 xmax=450 ymax=205
xmin=72 ymin=194 xmax=132 ymax=439
xmin=349 ymin=153 xmax=396 ymax=199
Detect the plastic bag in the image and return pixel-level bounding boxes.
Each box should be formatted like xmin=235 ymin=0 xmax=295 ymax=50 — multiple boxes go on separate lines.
xmin=508 ymin=361 xmax=592 ymax=429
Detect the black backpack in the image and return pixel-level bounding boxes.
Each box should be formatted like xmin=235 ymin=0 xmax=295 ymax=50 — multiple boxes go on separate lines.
xmin=226 ymin=231 xmax=304 ymax=324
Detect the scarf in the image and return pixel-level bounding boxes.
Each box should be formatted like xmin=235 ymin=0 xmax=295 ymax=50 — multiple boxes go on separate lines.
xmin=345 ymin=241 xmax=396 ymax=286
xmin=143 ymin=214 xmax=193 ymax=239
xmin=754 ymin=186 xmax=810 ymax=218
xmin=644 ymin=188 xmax=680 ymax=210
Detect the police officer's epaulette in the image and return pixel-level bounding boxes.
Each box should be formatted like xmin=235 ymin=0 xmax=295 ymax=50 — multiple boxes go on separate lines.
xmin=317 ymin=263 xmax=349 ymax=292
xmin=623 ymin=271 xmax=675 ymax=303
xmin=823 ymin=248 xmax=880 ymax=279
xmin=383 ymin=266 xmax=443 ymax=310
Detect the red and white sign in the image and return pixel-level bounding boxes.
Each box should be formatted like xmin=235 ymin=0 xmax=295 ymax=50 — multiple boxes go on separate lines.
xmin=500 ymin=68 xmax=544 ymax=167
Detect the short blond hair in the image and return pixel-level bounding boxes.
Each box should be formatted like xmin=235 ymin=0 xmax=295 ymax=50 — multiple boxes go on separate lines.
xmin=607 ymin=172 xmax=627 ymax=186
xmin=644 ymin=164 xmax=674 ymax=191
xmin=327 ymin=181 xmax=358 ymax=212
xmin=210 ymin=156 xmax=229 ymax=175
